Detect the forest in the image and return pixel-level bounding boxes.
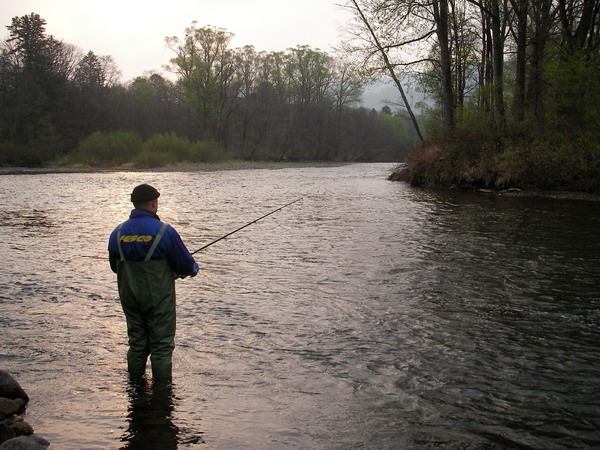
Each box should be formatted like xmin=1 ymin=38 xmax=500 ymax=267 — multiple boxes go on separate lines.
xmin=345 ymin=0 xmax=600 ymax=192
xmin=3 ymin=1 xmax=599 ymax=193
xmin=0 ymin=13 xmax=416 ymax=168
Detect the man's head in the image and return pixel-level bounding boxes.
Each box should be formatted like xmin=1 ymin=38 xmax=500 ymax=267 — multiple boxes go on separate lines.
xmin=131 ymin=184 xmax=160 ymax=213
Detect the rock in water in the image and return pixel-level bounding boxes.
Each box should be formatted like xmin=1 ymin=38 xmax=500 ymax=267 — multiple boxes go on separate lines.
xmin=0 ymin=373 xmax=28 ymax=404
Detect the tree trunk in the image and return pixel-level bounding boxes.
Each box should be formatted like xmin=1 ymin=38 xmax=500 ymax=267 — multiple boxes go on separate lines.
xmin=510 ymin=0 xmax=528 ymax=123
xmin=484 ymin=0 xmax=507 ymax=130
xmin=432 ymin=0 xmax=456 ymax=131
xmin=526 ymin=0 xmax=552 ymax=121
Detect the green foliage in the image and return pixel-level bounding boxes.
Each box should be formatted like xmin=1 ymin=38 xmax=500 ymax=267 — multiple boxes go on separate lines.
xmin=132 ymin=133 xmax=229 ymax=167
xmin=70 ymin=131 xmax=142 ymax=167
xmin=133 ymin=148 xmax=178 ymax=168
xmin=189 ymin=140 xmax=229 ymax=162
xmin=544 ymin=50 xmax=600 ymax=129
xmin=406 ymin=125 xmax=600 ymax=193
xmin=0 ymin=13 xmax=415 ymax=167
xmin=514 ymin=131 xmax=600 ymax=192
xmin=62 ymin=131 xmax=231 ymax=168
xmin=142 ymin=133 xmax=193 ymax=161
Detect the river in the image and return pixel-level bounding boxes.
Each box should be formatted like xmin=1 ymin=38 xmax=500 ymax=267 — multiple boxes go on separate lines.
xmin=0 ymin=163 xmax=598 ymax=449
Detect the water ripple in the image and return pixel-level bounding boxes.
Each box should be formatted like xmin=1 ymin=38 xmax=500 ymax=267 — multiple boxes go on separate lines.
xmin=0 ymin=165 xmax=599 ymax=448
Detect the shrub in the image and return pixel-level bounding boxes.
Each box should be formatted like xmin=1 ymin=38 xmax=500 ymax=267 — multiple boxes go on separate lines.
xmin=58 ymin=131 xmax=233 ymax=168
xmin=74 ymin=131 xmax=142 ymax=166
xmin=518 ymin=131 xmax=600 ymax=192
xmin=189 ymin=140 xmax=229 ymax=162
xmin=141 ymin=133 xmax=193 ymax=162
xmin=133 ymin=148 xmax=178 ymax=168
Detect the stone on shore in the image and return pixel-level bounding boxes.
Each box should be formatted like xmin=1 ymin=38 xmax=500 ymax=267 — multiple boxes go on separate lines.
xmin=9 ymin=422 xmax=33 ymax=437
xmin=0 ymin=399 xmax=19 ymax=421
xmin=0 ymin=425 xmax=15 ymax=445
xmin=0 ymin=373 xmax=48 ymax=448
xmin=0 ymin=373 xmax=28 ymax=404
xmin=0 ymin=435 xmax=48 ymax=449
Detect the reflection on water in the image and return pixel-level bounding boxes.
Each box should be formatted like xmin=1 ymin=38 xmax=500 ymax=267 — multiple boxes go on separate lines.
xmin=0 ymin=209 xmax=56 ymax=231
xmin=0 ymin=165 xmax=599 ymax=448
xmin=122 ymin=378 xmax=203 ymax=449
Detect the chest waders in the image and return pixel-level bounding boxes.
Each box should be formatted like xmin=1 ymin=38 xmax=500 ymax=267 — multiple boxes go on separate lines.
xmin=117 ymin=222 xmax=176 ymax=380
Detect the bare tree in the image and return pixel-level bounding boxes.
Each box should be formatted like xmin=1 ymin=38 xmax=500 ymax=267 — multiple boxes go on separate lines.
xmin=341 ymin=0 xmax=433 ymax=141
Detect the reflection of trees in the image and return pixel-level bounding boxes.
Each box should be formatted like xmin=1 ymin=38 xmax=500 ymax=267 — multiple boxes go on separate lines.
xmin=120 ymin=378 xmax=179 ymax=449
xmin=0 ymin=209 xmax=55 ymax=232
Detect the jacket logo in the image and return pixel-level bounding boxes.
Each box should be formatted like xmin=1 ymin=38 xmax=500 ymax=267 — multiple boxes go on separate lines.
xmin=120 ymin=235 xmax=153 ymax=243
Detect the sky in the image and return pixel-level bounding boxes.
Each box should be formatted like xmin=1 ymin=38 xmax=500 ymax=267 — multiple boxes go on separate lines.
xmin=0 ymin=0 xmax=354 ymax=82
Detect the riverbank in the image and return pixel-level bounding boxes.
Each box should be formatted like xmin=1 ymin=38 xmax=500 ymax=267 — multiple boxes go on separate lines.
xmin=391 ymin=126 xmax=600 ymax=200
xmin=0 ymin=160 xmax=349 ymax=175
xmin=388 ymin=165 xmax=600 ymax=201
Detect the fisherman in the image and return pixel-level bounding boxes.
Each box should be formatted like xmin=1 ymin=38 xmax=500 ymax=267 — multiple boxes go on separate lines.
xmin=108 ymin=184 xmax=199 ymax=381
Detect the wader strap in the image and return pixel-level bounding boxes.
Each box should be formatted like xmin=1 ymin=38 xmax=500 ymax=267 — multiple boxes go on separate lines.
xmin=116 ymin=223 xmax=126 ymax=262
xmin=145 ymin=223 xmax=168 ymax=262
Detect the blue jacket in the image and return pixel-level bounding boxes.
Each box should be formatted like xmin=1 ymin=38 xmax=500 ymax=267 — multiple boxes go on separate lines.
xmin=108 ymin=209 xmax=199 ymax=277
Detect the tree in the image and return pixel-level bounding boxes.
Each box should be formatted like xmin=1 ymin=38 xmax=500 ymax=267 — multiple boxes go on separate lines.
xmin=73 ymin=51 xmax=105 ymax=88
xmin=469 ymin=0 xmax=509 ymax=129
xmin=431 ymin=0 xmax=455 ymax=130
xmin=508 ymin=0 xmax=528 ymax=122
xmin=525 ymin=0 xmax=554 ymax=120
xmin=6 ymin=13 xmax=53 ymax=73
xmin=1 ymin=13 xmax=415 ymax=166
xmin=2 ymin=13 xmax=71 ymax=158
xmin=165 ymin=24 xmax=239 ymax=142
xmin=343 ymin=0 xmax=427 ymax=141
xmin=331 ymin=58 xmax=364 ymax=158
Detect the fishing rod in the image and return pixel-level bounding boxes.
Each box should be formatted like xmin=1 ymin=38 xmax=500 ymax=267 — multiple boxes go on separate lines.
xmin=81 ymin=198 xmax=301 ymax=260
xmin=190 ymin=198 xmax=302 ymax=255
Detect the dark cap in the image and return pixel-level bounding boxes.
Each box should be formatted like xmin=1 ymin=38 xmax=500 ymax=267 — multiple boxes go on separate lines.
xmin=131 ymin=184 xmax=160 ymax=203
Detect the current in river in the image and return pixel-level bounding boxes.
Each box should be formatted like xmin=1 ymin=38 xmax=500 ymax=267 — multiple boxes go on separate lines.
xmin=0 ymin=163 xmax=599 ymax=449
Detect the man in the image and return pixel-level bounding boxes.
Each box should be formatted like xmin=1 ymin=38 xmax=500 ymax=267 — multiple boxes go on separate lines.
xmin=108 ymin=184 xmax=199 ymax=381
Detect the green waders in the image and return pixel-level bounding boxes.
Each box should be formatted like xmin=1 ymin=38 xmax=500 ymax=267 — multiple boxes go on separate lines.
xmin=116 ymin=223 xmax=176 ymax=380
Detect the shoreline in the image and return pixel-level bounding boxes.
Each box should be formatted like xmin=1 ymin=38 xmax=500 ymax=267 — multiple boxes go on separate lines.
xmin=4 ymin=162 xmax=597 ymax=202
xmin=388 ymin=167 xmax=600 ymax=202
xmin=0 ymin=160 xmax=351 ymax=175
xmin=414 ymin=184 xmax=600 ymax=202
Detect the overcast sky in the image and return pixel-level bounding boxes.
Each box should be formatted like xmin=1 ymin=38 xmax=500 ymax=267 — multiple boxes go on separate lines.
xmin=0 ymin=0 xmax=354 ymax=82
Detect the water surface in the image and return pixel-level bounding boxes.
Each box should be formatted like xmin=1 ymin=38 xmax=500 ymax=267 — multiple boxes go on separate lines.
xmin=1 ymin=164 xmax=599 ymax=448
